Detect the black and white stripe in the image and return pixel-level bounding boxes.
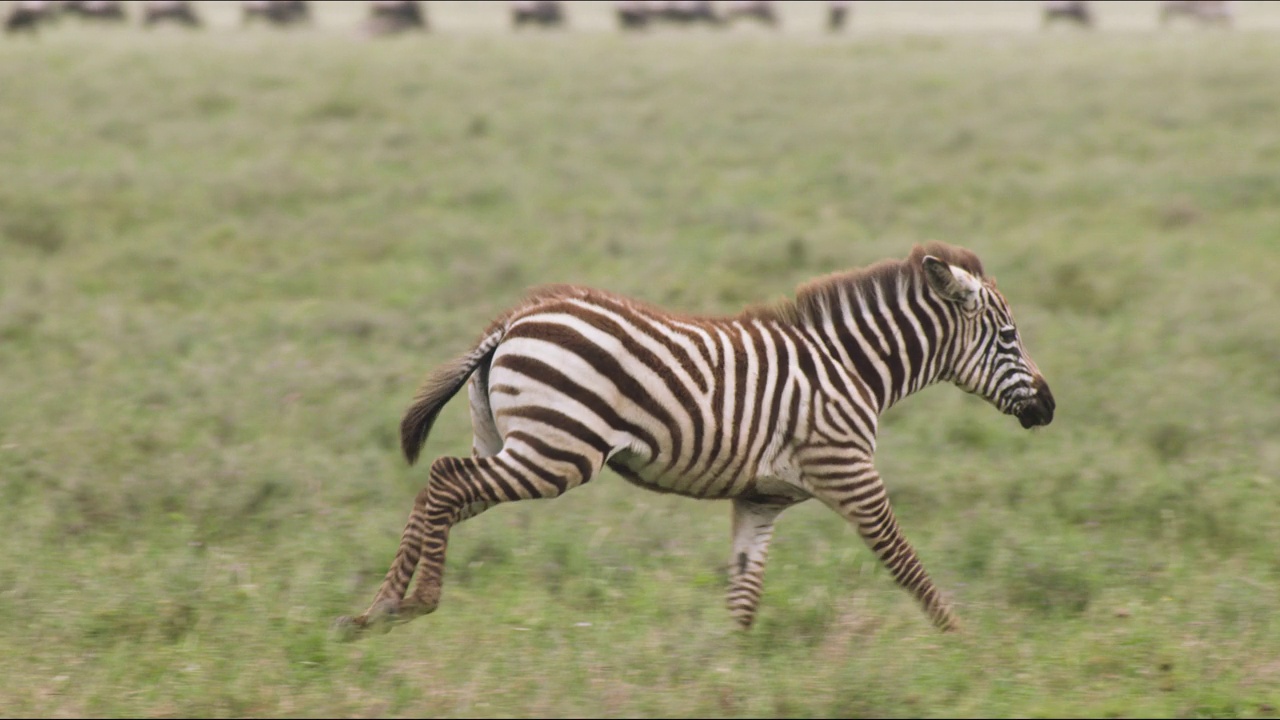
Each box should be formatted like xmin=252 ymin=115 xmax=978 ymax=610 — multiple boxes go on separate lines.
xmin=338 ymin=241 xmax=1055 ymax=637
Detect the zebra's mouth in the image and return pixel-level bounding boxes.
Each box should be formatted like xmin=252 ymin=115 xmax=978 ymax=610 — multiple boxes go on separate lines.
xmin=1016 ymin=405 xmax=1049 ymax=429
xmin=1014 ymin=377 xmax=1055 ymax=429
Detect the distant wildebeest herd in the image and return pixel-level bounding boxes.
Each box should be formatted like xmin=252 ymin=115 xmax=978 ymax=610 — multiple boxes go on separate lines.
xmin=4 ymin=1 xmax=1242 ymax=36
xmin=1041 ymin=0 xmax=1233 ymax=29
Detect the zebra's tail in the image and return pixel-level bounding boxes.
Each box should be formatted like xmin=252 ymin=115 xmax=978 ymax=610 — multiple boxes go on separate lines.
xmin=400 ymin=328 xmax=504 ymax=466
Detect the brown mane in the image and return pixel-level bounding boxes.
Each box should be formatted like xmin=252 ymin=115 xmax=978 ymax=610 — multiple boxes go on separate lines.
xmin=486 ymin=282 xmax=719 ymax=331
xmin=744 ymin=242 xmax=989 ymax=324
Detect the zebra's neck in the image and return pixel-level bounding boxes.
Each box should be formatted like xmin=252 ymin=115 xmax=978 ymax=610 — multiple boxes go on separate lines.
xmin=795 ymin=264 xmax=955 ymax=414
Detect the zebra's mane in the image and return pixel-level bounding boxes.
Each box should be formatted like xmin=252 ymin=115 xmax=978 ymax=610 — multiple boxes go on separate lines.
xmin=745 ymin=242 xmax=989 ymax=325
xmin=492 ymin=282 xmax=715 ymax=327
xmin=493 ymin=243 xmax=987 ymax=329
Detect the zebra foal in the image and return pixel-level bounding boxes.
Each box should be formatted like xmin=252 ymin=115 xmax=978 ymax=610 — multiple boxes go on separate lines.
xmin=336 ymin=242 xmax=1055 ymax=638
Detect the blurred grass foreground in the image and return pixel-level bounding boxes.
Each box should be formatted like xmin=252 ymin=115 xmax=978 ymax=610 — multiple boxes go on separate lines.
xmin=1 ymin=1 xmax=1279 ymax=717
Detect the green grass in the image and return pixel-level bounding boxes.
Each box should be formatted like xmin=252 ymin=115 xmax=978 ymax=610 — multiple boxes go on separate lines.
xmin=2 ymin=1 xmax=1280 ymax=716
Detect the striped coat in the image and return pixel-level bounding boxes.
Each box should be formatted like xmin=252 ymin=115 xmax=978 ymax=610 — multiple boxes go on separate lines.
xmin=338 ymin=242 xmax=1055 ymax=638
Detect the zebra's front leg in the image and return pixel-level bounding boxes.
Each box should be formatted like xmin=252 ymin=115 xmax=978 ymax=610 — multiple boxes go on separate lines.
xmin=808 ymin=458 xmax=960 ymax=632
xmin=726 ymin=498 xmax=795 ymax=629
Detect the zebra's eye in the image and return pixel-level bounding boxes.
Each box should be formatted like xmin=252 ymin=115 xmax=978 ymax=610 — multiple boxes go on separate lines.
xmin=999 ymin=328 xmax=1018 ymax=343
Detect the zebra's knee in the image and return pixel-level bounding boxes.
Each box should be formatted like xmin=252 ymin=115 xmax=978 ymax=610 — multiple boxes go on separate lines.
xmin=427 ymin=457 xmax=486 ymax=509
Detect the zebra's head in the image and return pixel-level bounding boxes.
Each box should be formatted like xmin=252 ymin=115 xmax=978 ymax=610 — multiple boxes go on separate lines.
xmin=921 ymin=254 xmax=1055 ymax=429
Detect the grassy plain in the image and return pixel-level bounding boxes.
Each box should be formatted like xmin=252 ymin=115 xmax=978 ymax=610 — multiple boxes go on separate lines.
xmin=2 ymin=1 xmax=1279 ymax=716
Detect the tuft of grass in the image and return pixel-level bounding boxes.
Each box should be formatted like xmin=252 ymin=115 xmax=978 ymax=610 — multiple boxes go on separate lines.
xmin=1 ymin=202 xmax=66 ymax=254
xmin=1004 ymin=545 xmax=1097 ymax=618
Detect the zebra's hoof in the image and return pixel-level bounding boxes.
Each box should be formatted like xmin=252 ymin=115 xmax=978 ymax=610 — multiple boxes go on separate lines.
xmin=330 ymin=615 xmax=363 ymax=642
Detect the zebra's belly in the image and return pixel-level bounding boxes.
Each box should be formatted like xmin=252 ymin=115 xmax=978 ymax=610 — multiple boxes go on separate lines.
xmin=605 ymin=449 xmax=808 ymax=502
xmin=606 ymin=451 xmax=737 ymax=499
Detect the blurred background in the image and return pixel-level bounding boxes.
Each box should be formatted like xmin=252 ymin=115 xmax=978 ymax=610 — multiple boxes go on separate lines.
xmin=1 ymin=1 xmax=1278 ymax=717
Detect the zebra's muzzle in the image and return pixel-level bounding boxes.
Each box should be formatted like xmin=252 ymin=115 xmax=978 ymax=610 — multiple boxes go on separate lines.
xmin=1015 ymin=376 xmax=1055 ymax=428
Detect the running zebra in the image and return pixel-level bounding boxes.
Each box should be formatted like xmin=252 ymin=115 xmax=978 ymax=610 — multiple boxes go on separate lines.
xmin=336 ymin=242 xmax=1055 ymax=637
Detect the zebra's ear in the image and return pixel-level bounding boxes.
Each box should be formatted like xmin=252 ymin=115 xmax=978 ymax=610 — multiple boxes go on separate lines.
xmin=922 ymin=255 xmax=981 ymax=306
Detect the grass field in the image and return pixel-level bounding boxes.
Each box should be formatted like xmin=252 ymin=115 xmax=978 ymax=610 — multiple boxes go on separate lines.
xmin=2 ymin=1 xmax=1279 ymax=716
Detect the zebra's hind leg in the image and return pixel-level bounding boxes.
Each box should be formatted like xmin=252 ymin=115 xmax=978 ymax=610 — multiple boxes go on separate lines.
xmin=399 ymin=440 xmax=599 ymax=617
xmin=334 ymin=378 xmax=505 ymax=639
xmin=333 ymin=482 xmax=440 ymax=639
xmin=333 ymin=489 xmax=497 ymax=639
xmin=726 ymin=497 xmax=796 ymax=629
xmin=337 ymin=437 xmax=599 ymax=638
